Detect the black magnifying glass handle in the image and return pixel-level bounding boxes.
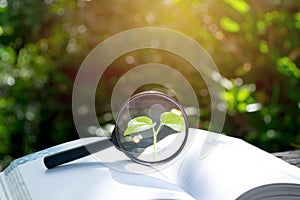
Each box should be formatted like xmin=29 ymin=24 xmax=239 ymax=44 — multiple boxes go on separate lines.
xmin=44 ymin=125 xmax=179 ymax=169
xmin=44 ymin=139 xmax=113 ymax=169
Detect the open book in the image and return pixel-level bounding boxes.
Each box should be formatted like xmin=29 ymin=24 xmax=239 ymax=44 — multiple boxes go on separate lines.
xmin=1 ymin=129 xmax=300 ymax=200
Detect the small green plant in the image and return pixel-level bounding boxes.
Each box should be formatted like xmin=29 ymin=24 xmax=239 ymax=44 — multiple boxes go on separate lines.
xmin=123 ymin=111 xmax=185 ymax=159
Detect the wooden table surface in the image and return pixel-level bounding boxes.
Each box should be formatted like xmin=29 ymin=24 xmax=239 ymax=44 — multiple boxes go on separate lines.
xmin=273 ymin=150 xmax=300 ymax=168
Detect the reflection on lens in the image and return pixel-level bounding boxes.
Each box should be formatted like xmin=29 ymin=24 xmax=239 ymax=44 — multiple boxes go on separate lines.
xmin=115 ymin=91 xmax=188 ymax=165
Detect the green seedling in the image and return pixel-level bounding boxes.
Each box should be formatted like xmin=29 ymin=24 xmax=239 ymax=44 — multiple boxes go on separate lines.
xmin=123 ymin=111 xmax=185 ymax=160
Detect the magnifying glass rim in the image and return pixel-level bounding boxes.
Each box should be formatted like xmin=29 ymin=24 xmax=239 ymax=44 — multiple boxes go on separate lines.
xmin=114 ymin=91 xmax=189 ymax=165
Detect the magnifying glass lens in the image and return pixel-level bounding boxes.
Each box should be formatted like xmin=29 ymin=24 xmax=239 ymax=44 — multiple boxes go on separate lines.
xmin=44 ymin=91 xmax=189 ymax=169
xmin=115 ymin=92 xmax=188 ymax=165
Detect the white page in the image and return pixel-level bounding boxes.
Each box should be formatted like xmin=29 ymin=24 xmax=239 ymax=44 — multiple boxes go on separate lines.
xmin=175 ymin=129 xmax=300 ymax=199
xmin=14 ymin=139 xmax=195 ymax=200
xmin=0 ymin=173 xmax=10 ymax=200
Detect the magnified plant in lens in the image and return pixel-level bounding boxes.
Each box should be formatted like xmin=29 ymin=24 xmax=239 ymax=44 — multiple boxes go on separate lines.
xmin=123 ymin=111 xmax=185 ymax=160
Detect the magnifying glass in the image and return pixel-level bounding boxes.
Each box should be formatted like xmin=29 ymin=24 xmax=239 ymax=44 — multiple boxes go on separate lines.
xmin=44 ymin=91 xmax=189 ymax=169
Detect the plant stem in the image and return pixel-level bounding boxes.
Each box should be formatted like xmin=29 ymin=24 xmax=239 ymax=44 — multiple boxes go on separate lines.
xmin=152 ymin=124 xmax=162 ymax=161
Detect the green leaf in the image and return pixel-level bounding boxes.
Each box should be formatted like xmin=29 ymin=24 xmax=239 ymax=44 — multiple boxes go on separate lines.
xmin=277 ymin=57 xmax=300 ymax=78
xmin=224 ymin=0 xmax=249 ymax=14
xmin=160 ymin=112 xmax=185 ymax=132
xmin=0 ymin=46 xmax=16 ymax=64
xmin=220 ymin=17 xmax=241 ymax=33
xmin=237 ymin=87 xmax=251 ymax=102
xmin=259 ymin=40 xmax=269 ymax=54
xmin=123 ymin=116 xmax=155 ymax=136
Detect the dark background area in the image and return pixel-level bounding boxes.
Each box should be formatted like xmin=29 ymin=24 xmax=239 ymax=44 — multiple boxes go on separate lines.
xmin=0 ymin=0 xmax=300 ymax=170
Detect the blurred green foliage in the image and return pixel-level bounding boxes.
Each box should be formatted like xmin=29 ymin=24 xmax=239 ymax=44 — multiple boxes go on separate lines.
xmin=1 ymin=0 xmax=300 ymax=169
xmin=0 ymin=0 xmax=75 ymax=169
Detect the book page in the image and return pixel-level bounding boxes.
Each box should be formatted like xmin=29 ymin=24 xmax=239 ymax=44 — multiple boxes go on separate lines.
xmin=18 ymin=156 xmax=194 ymax=200
xmin=0 ymin=173 xmax=10 ymax=200
xmin=2 ymin=137 xmax=195 ymax=200
xmin=174 ymin=129 xmax=300 ymax=199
